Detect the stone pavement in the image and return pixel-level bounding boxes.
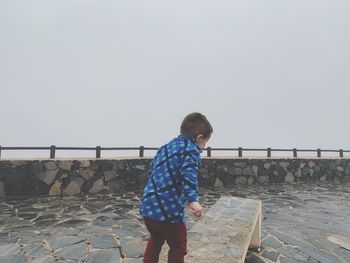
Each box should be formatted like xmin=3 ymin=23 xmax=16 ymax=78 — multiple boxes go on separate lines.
xmin=0 ymin=182 xmax=350 ymax=263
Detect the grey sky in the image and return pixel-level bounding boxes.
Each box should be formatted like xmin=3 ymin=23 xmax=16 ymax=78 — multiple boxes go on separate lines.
xmin=1 ymin=0 xmax=350 ymax=158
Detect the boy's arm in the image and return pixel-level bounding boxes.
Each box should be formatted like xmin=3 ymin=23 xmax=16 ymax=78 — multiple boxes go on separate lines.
xmin=181 ymin=151 xmax=200 ymax=203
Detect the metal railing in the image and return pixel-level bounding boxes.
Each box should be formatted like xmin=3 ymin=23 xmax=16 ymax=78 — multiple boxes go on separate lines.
xmin=0 ymin=145 xmax=349 ymax=159
xmin=204 ymin=147 xmax=349 ymax=158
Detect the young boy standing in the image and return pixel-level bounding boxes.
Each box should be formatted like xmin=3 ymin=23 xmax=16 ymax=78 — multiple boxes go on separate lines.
xmin=140 ymin=112 xmax=213 ymax=263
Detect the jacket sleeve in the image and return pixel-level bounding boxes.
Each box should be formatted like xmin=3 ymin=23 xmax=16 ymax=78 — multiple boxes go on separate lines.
xmin=180 ymin=151 xmax=200 ymax=203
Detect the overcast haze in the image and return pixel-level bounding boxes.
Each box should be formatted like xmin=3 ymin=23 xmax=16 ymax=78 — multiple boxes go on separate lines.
xmin=1 ymin=0 xmax=350 ymax=158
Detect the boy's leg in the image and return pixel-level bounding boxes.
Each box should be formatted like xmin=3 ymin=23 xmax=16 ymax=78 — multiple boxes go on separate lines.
xmin=163 ymin=222 xmax=187 ymax=263
xmin=144 ymin=236 xmax=165 ymax=263
xmin=143 ymin=217 xmax=165 ymax=263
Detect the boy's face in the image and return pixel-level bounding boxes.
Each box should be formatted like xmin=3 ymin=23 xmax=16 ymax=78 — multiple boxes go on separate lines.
xmin=195 ymin=134 xmax=211 ymax=149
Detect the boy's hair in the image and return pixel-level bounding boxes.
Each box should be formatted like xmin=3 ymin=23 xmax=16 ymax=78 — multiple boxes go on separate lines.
xmin=180 ymin=112 xmax=213 ymax=140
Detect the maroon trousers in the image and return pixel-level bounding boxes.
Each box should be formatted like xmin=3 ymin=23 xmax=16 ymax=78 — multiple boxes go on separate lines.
xmin=143 ymin=217 xmax=187 ymax=263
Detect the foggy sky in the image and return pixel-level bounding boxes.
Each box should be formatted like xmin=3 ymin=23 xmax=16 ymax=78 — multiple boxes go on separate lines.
xmin=1 ymin=0 xmax=350 ymax=158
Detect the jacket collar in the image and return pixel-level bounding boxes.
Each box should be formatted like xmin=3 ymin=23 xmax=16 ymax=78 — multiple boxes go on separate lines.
xmin=178 ymin=134 xmax=202 ymax=153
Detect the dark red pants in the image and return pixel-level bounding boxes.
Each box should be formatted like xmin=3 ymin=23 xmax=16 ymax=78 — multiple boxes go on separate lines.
xmin=143 ymin=217 xmax=187 ymax=263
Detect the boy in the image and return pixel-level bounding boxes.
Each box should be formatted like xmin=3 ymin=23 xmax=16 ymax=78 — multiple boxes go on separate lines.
xmin=140 ymin=112 xmax=213 ymax=263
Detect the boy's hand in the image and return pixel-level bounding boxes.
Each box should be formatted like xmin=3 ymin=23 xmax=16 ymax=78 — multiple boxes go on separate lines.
xmin=189 ymin=201 xmax=204 ymax=220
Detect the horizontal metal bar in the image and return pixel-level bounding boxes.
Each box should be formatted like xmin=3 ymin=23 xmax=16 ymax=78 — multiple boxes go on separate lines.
xmin=101 ymin=147 xmax=141 ymax=150
xmin=207 ymin=148 xmax=239 ymax=151
xmin=244 ymin=148 xmax=272 ymax=151
xmin=270 ymin=149 xmax=294 ymax=152
xmin=1 ymin=147 xmax=50 ymax=150
xmin=95 ymin=147 xmax=159 ymax=151
xmin=144 ymin=147 xmax=159 ymax=150
xmin=56 ymin=147 xmax=96 ymax=150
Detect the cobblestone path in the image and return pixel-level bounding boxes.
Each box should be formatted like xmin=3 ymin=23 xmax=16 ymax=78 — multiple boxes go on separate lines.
xmin=0 ymin=182 xmax=349 ymax=263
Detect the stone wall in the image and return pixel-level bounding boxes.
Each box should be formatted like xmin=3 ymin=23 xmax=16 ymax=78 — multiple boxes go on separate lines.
xmin=0 ymin=158 xmax=350 ymax=198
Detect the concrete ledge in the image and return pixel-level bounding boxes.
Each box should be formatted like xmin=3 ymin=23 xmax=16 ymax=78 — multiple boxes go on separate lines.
xmin=160 ymin=196 xmax=262 ymax=263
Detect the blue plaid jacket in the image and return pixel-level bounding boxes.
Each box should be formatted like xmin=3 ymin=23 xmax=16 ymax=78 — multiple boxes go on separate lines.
xmin=140 ymin=135 xmax=202 ymax=223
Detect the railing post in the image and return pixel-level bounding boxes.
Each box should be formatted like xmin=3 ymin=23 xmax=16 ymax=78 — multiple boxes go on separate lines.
xmin=0 ymin=145 xmax=2 ymax=159
xmin=238 ymin=147 xmax=243 ymax=157
xmin=340 ymin=149 xmax=344 ymax=158
xmin=267 ymin=148 xmax=271 ymax=157
xmin=139 ymin=146 xmax=144 ymax=157
xmin=207 ymin=147 xmax=212 ymax=157
xmin=96 ymin=146 xmax=101 ymax=158
xmin=317 ymin=148 xmax=321 ymax=158
xmin=293 ymin=148 xmax=297 ymax=158
xmin=50 ymin=145 xmax=56 ymax=159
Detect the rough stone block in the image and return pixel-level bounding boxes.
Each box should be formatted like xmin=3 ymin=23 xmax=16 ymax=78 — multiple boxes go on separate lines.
xmin=217 ymin=165 xmax=229 ymax=173
xmin=44 ymin=161 xmax=58 ymax=171
xmin=295 ymin=168 xmax=302 ymax=177
xmin=279 ymin=161 xmax=289 ymax=171
xmin=242 ymin=167 xmax=254 ymax=176
xmin=308 ymin=161 xmax=316 ymax=168
xmin=235 ymin=176 xmax=247 ymax=185
xmin=337 ymin=166 xmax=344 ymax=172
xmin=234 ymin=162 xmax=248 ymax=168
xmin=4 ymin=168 xmax=49 ymax=196
xmin=36 ymin=170 xmax=58 ymax=185
xmin=285 ymin=172 xmax=295 ymax=183
xmin=214 ymin=177 xmax=224 ymax=188
xmin=104 ymin=171 xmax=117 ymax=182
xmin=258 ymin=175 xmax=269 ymax=184
xmin=57 ymin=161 xmax=72 ymax=170
xmin=80 ymin=160 xmax=90 ymax=168
xmin=229 ymin=167 xmax=242 ymax=176
xmin=0 ymin=181 xmax=5 ymax=198
xmin=264 ymin=163 xmax=271 ymax=170
xmin=63 ymin=178 xmax=84 ymax=196
xmin=252 ymin=165 xmax=258 ymax=177
xmin=320 ymin=174 xmax=327 ymax=182
xmin=89 ymin=178 xmax=106 ymax=194
xmin=49 ymin=180 xmax=62 ymax=196
xmin=79 ymin=168 xmax=95 ymax=181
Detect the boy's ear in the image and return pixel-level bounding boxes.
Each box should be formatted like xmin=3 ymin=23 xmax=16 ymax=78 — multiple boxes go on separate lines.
xmin=195 ymin=134 xmax=204 ymax=142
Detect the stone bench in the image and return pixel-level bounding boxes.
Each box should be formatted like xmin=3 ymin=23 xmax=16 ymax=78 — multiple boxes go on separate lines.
xmin=160 ymin=196 xmax=262 ymax=263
